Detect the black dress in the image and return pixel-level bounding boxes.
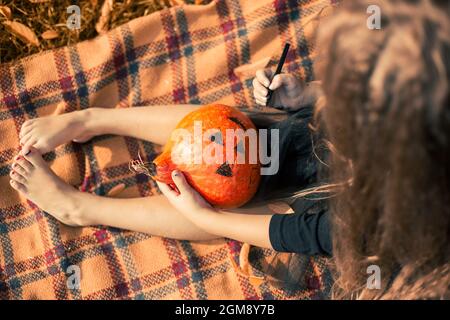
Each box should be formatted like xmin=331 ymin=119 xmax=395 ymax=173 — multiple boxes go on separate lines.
xmin=253 ymin=106 xmax=332 ymax=256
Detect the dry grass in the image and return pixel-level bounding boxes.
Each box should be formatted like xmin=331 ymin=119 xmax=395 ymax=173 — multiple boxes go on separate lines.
xmin=0 ymin=0 xmax=210 ymax=64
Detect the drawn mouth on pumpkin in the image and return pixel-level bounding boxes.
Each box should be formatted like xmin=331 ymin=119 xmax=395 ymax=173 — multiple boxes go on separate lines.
xmin=216 ymin=162 xmax=233 ymax=177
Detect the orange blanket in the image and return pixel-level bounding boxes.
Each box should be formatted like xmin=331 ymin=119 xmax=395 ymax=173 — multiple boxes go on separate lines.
xmin=0 ymin=0 xmax=334 ymax=299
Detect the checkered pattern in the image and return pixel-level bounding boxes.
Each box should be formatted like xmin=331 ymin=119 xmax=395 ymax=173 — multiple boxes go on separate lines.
xmin=0 ymin=0 xmax=335 ymax=299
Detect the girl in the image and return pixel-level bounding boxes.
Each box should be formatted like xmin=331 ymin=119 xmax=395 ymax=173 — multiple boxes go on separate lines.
xmin=9 ymin=0 xmax=450 ymax=298
xmin=9 ymin=77 xmax=325 ymax=250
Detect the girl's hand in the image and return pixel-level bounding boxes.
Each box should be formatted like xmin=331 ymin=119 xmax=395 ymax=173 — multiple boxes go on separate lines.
xmin=158 ymin=170 xmax=274 ymax=248
xmin=252 ymin=69 xmax=305 ymax=110
xmin=156 ymin=170 xmax=218 ymax=220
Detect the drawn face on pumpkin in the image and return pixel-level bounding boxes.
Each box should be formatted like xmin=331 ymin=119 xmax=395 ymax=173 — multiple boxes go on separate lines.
xmin=150 ymin=104 xmax=261 ymax=208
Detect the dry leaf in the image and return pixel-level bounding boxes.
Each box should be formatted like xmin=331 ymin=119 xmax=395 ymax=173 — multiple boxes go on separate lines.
xmin=27 ymin=0 xmax=51 ymax=3
xmin=0 ymin=6 xmax=12 ymax=20
xmin=170 ymin=0 xmax=184 ymax=5
xmin=2 ymin=21 xmax=40 ymax=46
xmin=95 ymin=0 xmax=114 ymax=35
xmin=41 ymin=29 xmax=59 ymax=40
xmin=229 ymin=243 xmax=265 ymax=286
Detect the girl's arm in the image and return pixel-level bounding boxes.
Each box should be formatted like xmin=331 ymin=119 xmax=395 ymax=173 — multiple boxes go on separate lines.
xmin=190 ymin=210 xmax=273 ymax=249
xmin=157 ymin=170 xmax=275 ymax=249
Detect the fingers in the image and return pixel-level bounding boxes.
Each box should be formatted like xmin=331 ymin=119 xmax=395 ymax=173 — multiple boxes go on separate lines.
xmin=255 ymin=69 xmax=272 ymax=87
xmin=157 ymin=170 xmax=195 ymax=203
xmin=156 ymin=181 xmax=178 ymax=199
xmin=253 ymin=82 xmax=268 ymax=106
xmin=255 ymin=96 xmax=268 ymax=106
xmin=252 ymin=77 xmax=269 ymax=97
xmin=171 ymin=170 xmax=192 ymax=194
xmin=268 ymin=74 xmax=281 ymax=91
xmin=253 ymin=70 xmax=297 ymax=107
xmin=253 ymin=69 xmax=274 ymax=106
xmin=268 ymin=74 xmax=287 ymax=90
xmin=270 ymin=74 xmax=299 ymax=91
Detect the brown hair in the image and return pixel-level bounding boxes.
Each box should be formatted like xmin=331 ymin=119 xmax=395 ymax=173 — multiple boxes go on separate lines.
xmin=315 ymin=0 xmax=450 ymax=299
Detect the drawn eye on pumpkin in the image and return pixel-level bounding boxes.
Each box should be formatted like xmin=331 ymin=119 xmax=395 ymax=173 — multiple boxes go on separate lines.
xmin=209 ymin=131 xmax=223 ymax=144
xmin=235 ymin=140 xmax=244 ymax=154
xmin=228 ymin=117 xmax=248 ymax=155
xmin=228 ymin=116 xmax=247 ymax=130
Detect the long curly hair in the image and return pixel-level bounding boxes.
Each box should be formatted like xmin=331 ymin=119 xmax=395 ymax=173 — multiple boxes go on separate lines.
xmin=315 ymin=0 xmax=450 ymax=299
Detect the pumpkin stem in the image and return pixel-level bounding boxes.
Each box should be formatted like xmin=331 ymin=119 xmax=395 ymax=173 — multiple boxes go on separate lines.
xmin=129 ymin=152 xmax=157 ymax=177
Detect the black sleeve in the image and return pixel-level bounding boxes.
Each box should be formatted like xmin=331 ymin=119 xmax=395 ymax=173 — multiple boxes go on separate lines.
xmin=269 ymin=210 xmax=332 ymax=256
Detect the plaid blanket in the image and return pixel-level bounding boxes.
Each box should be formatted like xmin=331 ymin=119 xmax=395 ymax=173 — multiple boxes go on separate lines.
xmin=0 ymin=0 xmax=334 ymax=300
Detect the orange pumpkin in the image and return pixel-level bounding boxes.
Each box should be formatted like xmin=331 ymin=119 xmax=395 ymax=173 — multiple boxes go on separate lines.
xmin=150 ymin=104 xmax=261 ymax=208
